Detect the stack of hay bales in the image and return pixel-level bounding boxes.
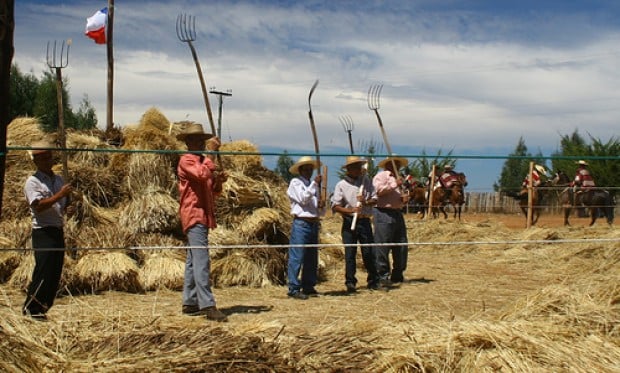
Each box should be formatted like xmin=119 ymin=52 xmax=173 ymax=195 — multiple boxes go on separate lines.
xmin=0 ymin=108 xmax=297 ymax=293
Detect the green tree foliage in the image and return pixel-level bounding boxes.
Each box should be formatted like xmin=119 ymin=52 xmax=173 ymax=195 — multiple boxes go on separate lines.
xmin=274 ymin=150 xmax=294 ymax=183
xmin=408 ymin=148 xmax=456 ymax=184
xmin=494 ymin=137 xmax=546 ymax=193
xmin=73 ymin=94 xmax=98 ymax=130
xmin=34 ymin=70 xmax=73 ymax=132
xmin=10 ymin=64 xmax=39 ymax=118
xmin=11 ymin=63 xmax=97 ymax=132
xmin=551 ymin=130 xmax=620 ymax=194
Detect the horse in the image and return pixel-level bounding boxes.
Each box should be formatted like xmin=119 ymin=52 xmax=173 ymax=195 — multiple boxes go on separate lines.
xmin=510 ymin=180 xmax=552 ymax=226
xmin=407 ymin=183 xmax=428 ymax=218
xmin=552 ymin=170 xmax=615 ymax=226
xmin=430 ymin=173 xmax=467 ymax=220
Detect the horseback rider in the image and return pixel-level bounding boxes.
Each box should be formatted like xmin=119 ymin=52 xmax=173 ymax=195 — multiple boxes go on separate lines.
xmin=518 ymin=164 xmax=547 ymax=199
xmin=438 ymin=164 xmax=460 ymax=200
xmin=571 ymin=160 xmax=595 ymax=193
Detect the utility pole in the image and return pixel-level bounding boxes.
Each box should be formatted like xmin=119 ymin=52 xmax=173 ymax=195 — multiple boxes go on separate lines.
xmin=208 ymin=87 xmax=232 ymax=139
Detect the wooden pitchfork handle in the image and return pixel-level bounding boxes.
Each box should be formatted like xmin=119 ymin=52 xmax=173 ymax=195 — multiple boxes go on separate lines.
xmin=308 ymin=79 xmax=324 ymax=207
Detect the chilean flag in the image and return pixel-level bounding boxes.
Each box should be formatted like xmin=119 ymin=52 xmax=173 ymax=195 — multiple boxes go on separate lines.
xmin=85 ymin=7 xmax=107 ymax=44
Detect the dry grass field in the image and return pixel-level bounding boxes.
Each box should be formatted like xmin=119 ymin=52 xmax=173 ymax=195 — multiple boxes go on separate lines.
xmin=1 ymin=212 xmax=618 ymax=372
xmin=1 ymin=114 xmax=618 ymax=371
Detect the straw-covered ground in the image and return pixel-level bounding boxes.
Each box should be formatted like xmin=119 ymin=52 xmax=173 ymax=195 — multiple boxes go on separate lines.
xmin=1 ymin=111 xmax=618 ymax=371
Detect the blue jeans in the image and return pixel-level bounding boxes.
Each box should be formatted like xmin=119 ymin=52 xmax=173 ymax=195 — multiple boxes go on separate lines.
xmin=183 ymin=224 xmax=216 ymax=309
xmin=342 ymin=216 xmax=378 ymax=287
xmin=287 ymin=218 xmax=319 ymax=294
xmin=373 ymin=208 xmax=408 ymax=282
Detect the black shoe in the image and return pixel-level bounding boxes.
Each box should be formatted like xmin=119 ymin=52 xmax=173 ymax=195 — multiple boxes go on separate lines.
xmin=182 ymin=305 xmax=205 ymax=316
xmin=379 ymin=278 xmax=393 ymax=287
xmin=303 ymin=288 xmax=319 ymax=297
xmin=204 ymin=306 xmax=228 ymax=322
xmin=390 ymin=276 xmax=404 ymax=283
xmin=346 ymin=284 xmax=357 ymax=293
xmin=288 ymin=291 xmax=309 ymax=300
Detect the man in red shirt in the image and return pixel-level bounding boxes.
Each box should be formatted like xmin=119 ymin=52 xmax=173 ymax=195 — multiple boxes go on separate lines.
xmin=177 ymin=123 xmax=228 ymax=322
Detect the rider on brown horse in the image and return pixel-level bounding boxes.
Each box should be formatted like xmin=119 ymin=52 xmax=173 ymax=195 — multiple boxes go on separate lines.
xmin=438 ymin=164 xmax=464 ymax=200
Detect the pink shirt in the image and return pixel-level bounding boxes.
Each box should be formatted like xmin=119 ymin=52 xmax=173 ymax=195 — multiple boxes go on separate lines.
xmin=373 ymin=170 xmax=404 ymax=209
xmin=177 ymin=154 xmax=219 ymax=233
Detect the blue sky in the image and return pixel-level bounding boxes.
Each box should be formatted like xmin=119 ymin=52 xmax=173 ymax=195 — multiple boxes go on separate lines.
xmin=13 ymin=1 xmax=620 ymax=192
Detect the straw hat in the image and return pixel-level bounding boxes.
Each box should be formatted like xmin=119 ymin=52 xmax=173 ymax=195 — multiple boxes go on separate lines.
xmin=576 ymin=160 xmax=588 ymax=166
xmin=289 ymin=156 xmax=321 ymax=175
xmin=444 ymin=164 xmax=454 ymax=170
xmin=176 ymin=122 xmax=214 ymax=141
xmin=341 ymin=156 xmax=367 ymax=169
xmin=29 ymin=139 xmax=56 ymax=158
xmin=534 ymin=164 xmax=547 ymax=174
xmin=377 ymin=156 xmax=408 ymax=170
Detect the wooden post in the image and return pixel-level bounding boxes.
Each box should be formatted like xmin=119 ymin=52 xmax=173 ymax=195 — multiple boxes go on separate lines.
xmin=526 ymin=161 xmax=534 ymax=228
xmin=427 ymin=164 xmax=437 ymax=219
xmin=105 ymin=0 xmax=114 ymax=132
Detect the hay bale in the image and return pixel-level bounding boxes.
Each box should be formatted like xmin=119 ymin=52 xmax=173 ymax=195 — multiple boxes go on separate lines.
xmin=66 ymin=130 xmax=110 ymax=167
xmin=138 ymin=107 xmax=171 ymax=133
xmin=211 ymin=247 xmax=286 ymax=287
xmin=220 ymin=140 xmax=263 ymax=172
xmin=139 ymin=252 xmax=185 ymax=291
xmin=0 ymin=249 xmax=21 ymax=283
xmin=239 ymin=207 xmax=282 ymax=240
xmin=0 ymin=218 xmax=31 ymax=250
xmin=69 ymin=252 xmax=142 ymax=293
xmin=125 ymin=152 xmax=178 ymax=196
xmin=118 ymin=191 xmax=180 ymax=234
xmin=7 ymin=253 xmax=74 ymax=291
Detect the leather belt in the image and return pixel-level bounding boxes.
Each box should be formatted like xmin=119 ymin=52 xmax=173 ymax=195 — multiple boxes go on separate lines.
xmin=294 ymin=216 xmax=320 ymax=223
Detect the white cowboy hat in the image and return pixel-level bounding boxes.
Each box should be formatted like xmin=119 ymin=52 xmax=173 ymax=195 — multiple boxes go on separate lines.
xmin=176 ymin=122 xmax=214 ymax=141
xmin=289 ymin=156 xmax=321 ymax=175
xmin=29 ymin=139 xmax=56 ymax=159
xmin=341 ymin=156 xmax=367 ymax=169
xmin=377 ymin=156 xmax=408 ymax=170
xmin=576 ymin=160 xmax=588 ymax=166
xmin=534 ymin=164 xmax=547 ymax=174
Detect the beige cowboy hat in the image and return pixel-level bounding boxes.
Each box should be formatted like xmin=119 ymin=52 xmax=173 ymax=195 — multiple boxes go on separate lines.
xmin=289 ymin=156 xmax=322 ymax=175
xmin=534 ymin=164 xmax=547 ymax=174
xmin=176 ymin=122 xmax=214 ymax=141
xmin=377 ymin=156 xmax=408 ymax=170
xmin=29 ymin=139 xmax=56 ymax=159
xmin=341 ymin=156 xmax=367 ymax=169
xmin=576 ymin=160 xmax=588 ymax=166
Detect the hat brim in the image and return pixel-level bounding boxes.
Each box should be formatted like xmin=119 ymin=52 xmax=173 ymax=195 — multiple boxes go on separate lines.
xmin=378 ymin=157 xmax=408 ymax=169
xmin=342 ymin=159 xmax=367 ymax=169
xmin=289 ymin=160 xmax=321 ymax=175
xmin=176 ymin=133 xmax=214 ymax=141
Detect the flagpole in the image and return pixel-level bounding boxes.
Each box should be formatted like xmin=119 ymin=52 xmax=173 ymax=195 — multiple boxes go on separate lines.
xmin=106 ymin=0 xmax=114 ymax=132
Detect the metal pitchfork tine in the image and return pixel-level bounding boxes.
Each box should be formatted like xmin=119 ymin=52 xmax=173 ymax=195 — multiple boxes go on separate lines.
xmin=46 ymin=40 xmax=70 ymax=181
xmin=367 ymin=83 xmax=404 ymax=185
xmin=339 ymin=115 xmax=355 ymax=154
xmin=176 ymin=13 xmax=221 ymax=166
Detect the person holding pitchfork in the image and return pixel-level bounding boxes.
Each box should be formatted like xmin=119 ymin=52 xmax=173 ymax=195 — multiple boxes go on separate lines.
xmin=331 ymin=156 xmax=379 ymax=293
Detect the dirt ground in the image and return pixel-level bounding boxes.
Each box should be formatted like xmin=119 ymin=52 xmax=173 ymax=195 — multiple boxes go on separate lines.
xmin=2 ymin=212 xmax=614 ymax=329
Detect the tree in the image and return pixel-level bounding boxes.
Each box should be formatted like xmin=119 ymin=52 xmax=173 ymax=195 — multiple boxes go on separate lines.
xmin=33 ymin=70 xmax=74 ymax=132
xmin=551 ymin=130 xmax=620 ymax=195
xmin=10 ymin=64 xmax=39 ymax=119
xmin=494 ymin=137 xmax=545 ymax=193
xmin=408 ymin=148 xmax=456 ymax=184
xmin=73 ymin=94 xmax=98 ymax=130
xmin=274 ymin=150 xmax=294 ymax=183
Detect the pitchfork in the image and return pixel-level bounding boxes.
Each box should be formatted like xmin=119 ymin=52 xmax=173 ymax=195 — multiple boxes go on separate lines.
xmin=46 ymin=40 xmax=70 ymax=181
xmin=368 ymin=84 xmax=405 ymax=186
xmin=339 ymin=115 xmax=355 ymax=154
xmin=176 ymin=15 xmax=218 ymax=136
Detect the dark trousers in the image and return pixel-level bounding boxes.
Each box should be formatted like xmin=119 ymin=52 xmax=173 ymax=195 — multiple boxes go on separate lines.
xmin=24 ymin=227 xmax=65 ymax=315
xmin=342 ymin=216 xmax=378 ymax=287
xmin=373 ymin=208 xmax=408 ymax=282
